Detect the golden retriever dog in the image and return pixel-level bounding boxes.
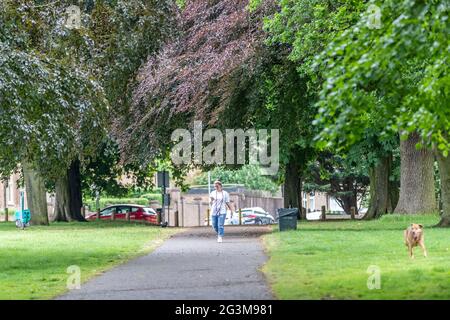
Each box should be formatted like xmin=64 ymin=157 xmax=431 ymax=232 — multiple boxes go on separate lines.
xmin=404 ymin=223 xmax=427 ymax=258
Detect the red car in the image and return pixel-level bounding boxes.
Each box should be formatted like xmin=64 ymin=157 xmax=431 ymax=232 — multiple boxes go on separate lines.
xmin=86 ymin=204 xmax=159 ymax=225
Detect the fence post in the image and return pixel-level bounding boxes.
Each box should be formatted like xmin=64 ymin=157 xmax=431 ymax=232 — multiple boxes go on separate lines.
xmin=111 ymin=209 xmax=116 ymax=221
xmin=167 ymin=205 xmax=170 ymax=227
xmin=126 ymin=211 xmax=130 ymax=222
xmin=321 ymin=205 xmax=326 ymax=221
xmin=198 ymin=200 xmax=201 ymax=227
xmin=181 ymin=197 xmax=184 ymax=227
xmin=157 ymin=210 xmax=161 ymax=225
xmin=239 ymin=208 xmax=242 ymax=225
xmin=96 ymin=208 xmax=100 ymax=220
xmin=206 ymin=208 xmax=210 ymax=226
xmin=350 ymin=206 xmax=356 ymax=220
xmin=175 ymin=201 xmax=180 ymax=227
xmin=175 ymin=210 xmax=179 ymax=227
xmin=194 ymin=197 xmax=202 ymax=226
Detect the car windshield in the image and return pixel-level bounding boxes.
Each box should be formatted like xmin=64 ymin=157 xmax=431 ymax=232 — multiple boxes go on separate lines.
xmin=144 ymin=208 xmax=156 ymax=215
xmin=100 ymin=207 xmax=115 ymax=216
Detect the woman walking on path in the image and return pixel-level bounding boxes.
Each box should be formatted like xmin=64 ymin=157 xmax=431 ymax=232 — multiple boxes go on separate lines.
xmin=210 ymin=180 xmax=233 ymax=243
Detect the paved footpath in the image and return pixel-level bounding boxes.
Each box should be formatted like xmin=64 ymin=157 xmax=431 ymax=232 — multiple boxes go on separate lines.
xmin=58 ymin=226 xmax=274 ymax=300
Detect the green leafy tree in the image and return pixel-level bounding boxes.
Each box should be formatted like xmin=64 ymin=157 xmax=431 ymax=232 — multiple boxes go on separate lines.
xmin=303 ymin=151 xmax=370 ymax=215
xmin=81 ymin=137 xmax=161 ymax=200
xmin=314 ymin=0 xmax=449 ymax=225
xmin=244 ymin=0 xmax=366 ymax=216
xmin=1 ymin=0 xmax=176 ymax=222
xmin=0 ymin=42 xmax=106 ymax=224
xmin=195 ymin=165 xmax=279 ymax=193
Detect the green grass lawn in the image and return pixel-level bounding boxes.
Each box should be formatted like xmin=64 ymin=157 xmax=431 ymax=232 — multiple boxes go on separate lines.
xmin=0 ymin=221 xmax=179 ymax=300
xmin=262 ymin=214 xmax=450 ymax=299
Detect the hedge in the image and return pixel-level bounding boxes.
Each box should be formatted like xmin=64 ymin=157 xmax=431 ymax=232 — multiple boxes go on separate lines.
xmin=138 ymin=193 xmax=162 ymax=201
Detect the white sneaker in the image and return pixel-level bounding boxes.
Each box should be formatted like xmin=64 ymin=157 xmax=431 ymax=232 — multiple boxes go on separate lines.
xmin=217 ymin=236 xmax=223 ymax=243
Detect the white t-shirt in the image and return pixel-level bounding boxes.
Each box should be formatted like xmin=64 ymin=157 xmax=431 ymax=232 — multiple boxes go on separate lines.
xmin=210 ymin=190 xmax=230 ymax=216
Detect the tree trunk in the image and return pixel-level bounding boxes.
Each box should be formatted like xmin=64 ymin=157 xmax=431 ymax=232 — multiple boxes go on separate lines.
xmin=283 ymin=147 xmax=310 ymax=220
xmin=283 ymin=157 xmax=304 ymax=219
xmin=23 ymin=162 xmax=49 ymax=225
xmin=394 ymin=132 xmax=437 ymax=214
xmin=68 ymin=160 xmax=85 ymax=221
xmin=53 ymin=173 xmax=72 ymax=222
xmin=342 ymin=178 xmax=358 ymax=215
xmin=364 ymin=155 xmax=390 ymax=219
xmin=436 ymin=152 xmax=450 ymax=227
xmin=53 ymin=160 xmax=85 ymax=222
xmin=340 ymin=195 xmax=352 ymax=215
xmin=387 ymin=177 xmax=400 ymax=213
xmin=386 ymin=153 xmax=399 ymax=213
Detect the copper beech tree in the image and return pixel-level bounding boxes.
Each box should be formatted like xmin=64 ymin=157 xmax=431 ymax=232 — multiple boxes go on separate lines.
xmin=113 ymin=0 xmax=282 ymax=184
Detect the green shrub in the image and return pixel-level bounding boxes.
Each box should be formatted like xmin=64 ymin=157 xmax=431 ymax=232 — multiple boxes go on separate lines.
xmin=195 ymin=165 xmax=279 ymax=193
xmin=0 ymin=209 xmax=15 ymax=215
xmin=138 ymin=193 xmax=161 ymax=201
xmin=126 ymin=189 xmax=161 ymax=198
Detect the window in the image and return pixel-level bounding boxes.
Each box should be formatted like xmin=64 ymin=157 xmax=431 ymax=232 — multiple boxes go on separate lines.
xmin=100 ymin=207 xmax=115 ymax=217
xmin=6 ymin=177 xmax=14 ymax=205
xmin=302 ymin=192 xmax=307 ymax=210
xmin=309 ymin=191 xmax=315 ymax=212
xmin=144 ymin=208 xmax=156 ymax=215
xmin=116 ymin=206 xmax=131 ymax=214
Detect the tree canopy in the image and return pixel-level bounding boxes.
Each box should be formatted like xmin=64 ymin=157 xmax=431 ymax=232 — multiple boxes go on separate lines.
xmin=115 ymin=0 xmax=275 ymax=167
xmin=2 ymin=0 xmax=449 ymax=226
xmin=314 ymin=0 xmax=449 ymax=153
xmin=1 ymin=0 xmax=177 ymax=177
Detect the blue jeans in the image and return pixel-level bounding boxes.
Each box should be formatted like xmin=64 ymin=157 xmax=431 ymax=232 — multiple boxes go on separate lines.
xmin=212 ymin=214 xmax=226 ymax=237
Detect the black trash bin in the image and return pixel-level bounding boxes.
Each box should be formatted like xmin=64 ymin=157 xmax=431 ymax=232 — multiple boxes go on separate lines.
xmin=277 ymin=208 xmax=299 ymax=232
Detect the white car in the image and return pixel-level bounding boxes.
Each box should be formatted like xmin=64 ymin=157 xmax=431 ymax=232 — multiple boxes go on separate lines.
xmin=241 ymin=207 xmax=275 ymax=225
xmin=205 ymin=207 xmax=275 ymax=225
xmin=225 ymin=210 xmax=240 ymax=225
xmin=203 ymin=209 xmax=239 ymax=226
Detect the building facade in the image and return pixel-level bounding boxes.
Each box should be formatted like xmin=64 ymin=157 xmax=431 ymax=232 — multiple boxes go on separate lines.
xmin=301 ymin=191 xmax=345 ymax=213
xmin=0 ymin=173 xmax=54 ymax=217
xmin=0 ymin=173 xmax=24 ymax=212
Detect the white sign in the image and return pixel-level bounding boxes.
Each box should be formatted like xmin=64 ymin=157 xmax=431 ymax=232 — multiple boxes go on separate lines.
xmin=367 ymin=265 xmax=381 ymax=290
xmin=367 ymin=4 xmax=382 ymax=30
xmin=65 ymin=5 xmax=81 ymax=30
xmin=67 ymin=265 xmax=81 ymax=290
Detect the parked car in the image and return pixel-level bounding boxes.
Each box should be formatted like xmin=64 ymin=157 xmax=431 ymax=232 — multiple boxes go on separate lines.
xmin=241 ymin=207 xmax=275 ymax=225
xmin=85 ymin=204 xmax=158 ymax=225
xmin=225 ymin=210 xmax=240 ymax=225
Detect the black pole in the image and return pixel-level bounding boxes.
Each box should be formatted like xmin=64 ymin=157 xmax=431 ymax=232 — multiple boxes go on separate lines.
xmin=161 ymin=170 xmax=169 ymax=227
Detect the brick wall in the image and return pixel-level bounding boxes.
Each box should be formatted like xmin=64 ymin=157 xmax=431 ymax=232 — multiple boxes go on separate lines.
xmin=1 ymin=173 xmax=54 ymax=219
